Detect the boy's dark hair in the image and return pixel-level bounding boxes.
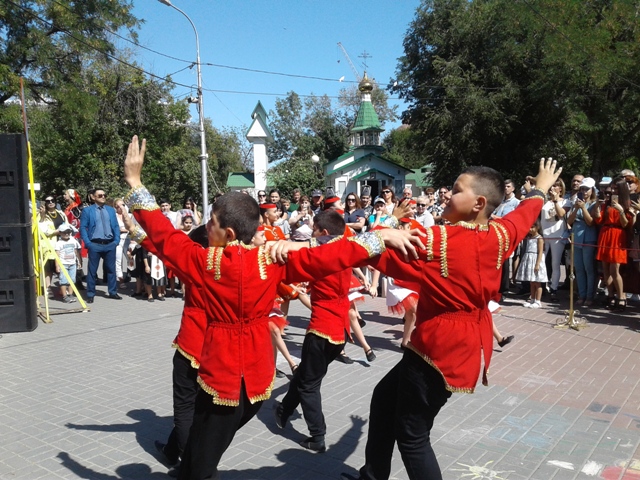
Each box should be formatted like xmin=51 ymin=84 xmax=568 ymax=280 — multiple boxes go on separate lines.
xmin=212 ymin=191 xmax=260 ymax=244
xmin=188 ymin=224 xmax=209 ymax=248
xmin=314 ymin=210 xmax=345 ymax=236
xmin=463 ymin=166 xmax=505 ymax=214
xmin=158 ymin=198 xmax=170 ymax=206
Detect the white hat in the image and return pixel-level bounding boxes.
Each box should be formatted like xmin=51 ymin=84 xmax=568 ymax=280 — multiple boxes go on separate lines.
xmin=58 ymin=224 xmax=74 ymax=233
xmin=579 ymin=177 xmax=596 ymax=189
xmin=373 ymin=196 xmax=385 ymax=205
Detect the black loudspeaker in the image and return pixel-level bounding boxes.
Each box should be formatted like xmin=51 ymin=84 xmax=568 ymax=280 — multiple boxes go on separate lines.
xmin=0 ymin=134 xmax=30 ymax=225
xmin=0 ymin=225 xmax=34 ymax=278
xmin=0 ymin=134 xmax=37 ymax=333
xmin=0 ymin=276 xmax=38 ymax=333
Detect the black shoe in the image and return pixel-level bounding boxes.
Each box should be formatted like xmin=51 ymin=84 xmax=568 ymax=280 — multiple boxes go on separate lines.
xmin=549 ymin=289 xmax=558 ymax=301
xmin=336 ymin=353 xmax=354 ymax=364
xmin=167 ymin=465 xmax=181 ymax=478
xmin=86 ymin=297 xmax=94 ymax=304
xmin=365 ymin=349 xmax=376 ymax=362
xmin=299 ymin=436 xmax=326 ymax=453
xmin=275 ymin=369 xmax=286 ymax=378
xmin=108 ymin=294 xmax=122 ymax=300
xmin=154 ymin=440 xmax=178 ymax=468
xmin=358 ymin=318 xmax=366 ymax=328
xmin=274 ymin=402 xmax=288 ymax=429
xmin=498 ymin=335 xmax=514 ymax=348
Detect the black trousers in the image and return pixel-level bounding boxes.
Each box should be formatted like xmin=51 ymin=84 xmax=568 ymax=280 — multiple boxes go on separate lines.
xmin=164 ymin=351 xmax=199 ymax=463
xmin=179 ymin=381 xmax=263 ymax=480
xmin=280 ymin=333 xmax=344 ymax=439
xmin=359 ymin=350 xmax=452 ymax=480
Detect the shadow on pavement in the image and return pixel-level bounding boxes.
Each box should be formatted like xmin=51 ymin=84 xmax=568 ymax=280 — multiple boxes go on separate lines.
xmin=57 ymin=452 xmax=166 ymax=479
xmin=221 ymin=414 xmax=367 ymax=480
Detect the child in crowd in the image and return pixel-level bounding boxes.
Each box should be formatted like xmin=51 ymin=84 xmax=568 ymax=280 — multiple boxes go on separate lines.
xmin=516 ymin=220 xmax=547 ymax=308
xmin=54 ymin=224 xmax=82 ymax=303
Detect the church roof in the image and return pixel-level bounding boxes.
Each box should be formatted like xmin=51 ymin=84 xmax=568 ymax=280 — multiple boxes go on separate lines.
xmin=351 ymin=99 xmax=383 ymax=133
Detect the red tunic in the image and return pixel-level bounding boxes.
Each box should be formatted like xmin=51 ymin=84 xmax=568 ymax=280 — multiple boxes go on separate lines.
xmin=263 ymin=225 xmax=285 ymax=241
xmin=141 ymin=237 xmax=206 ymax=368
xmin=132 ymin=207 xmax=380 ymax=406
xmin=369 ymin=195 xmax=544 ymax=393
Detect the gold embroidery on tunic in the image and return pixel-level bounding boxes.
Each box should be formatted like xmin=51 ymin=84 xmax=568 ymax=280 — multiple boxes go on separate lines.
xmin=172 ymin=343 xmax=200 ymax=369
xmin=451 ymin=221 xmax=489 ymax=231
xmin=197 ymin=377 xmax=240 ymax=406
xmin=491 ymin=224 xmax=504 ymax=269
xmin=439 ymin=226 xmax=448 ymax=277
xmin=426 ymin=228 xmax=434 ymax=260
xmin=248 ymin=374 xmax=275 ymax=404
xmin=406 ymin=344 xmax=475 ymax=394
xmin=307 ymin=329 xmax=346 ymax=345
xmin=206 ymin=247 xmax=223 ymax=279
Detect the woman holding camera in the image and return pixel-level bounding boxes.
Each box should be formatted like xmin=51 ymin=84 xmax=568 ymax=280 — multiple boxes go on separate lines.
xmin=289 ymin=195 xmax=314 ymax=241
xmin=567 ymin=178 xmax=598 ymax=306
xmin=593 ymin=177 xmax=635 ymax=311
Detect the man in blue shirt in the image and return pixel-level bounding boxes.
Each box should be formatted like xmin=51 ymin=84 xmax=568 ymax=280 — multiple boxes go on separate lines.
xmin=80 ymin=188 xmax=121 ymax=303
xmin=492 ymin=179 xmax=521 ymax=296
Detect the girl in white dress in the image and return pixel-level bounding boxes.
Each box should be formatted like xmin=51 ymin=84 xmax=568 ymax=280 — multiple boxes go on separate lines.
xmin=516 ymin=220 xmax=547 ymax=308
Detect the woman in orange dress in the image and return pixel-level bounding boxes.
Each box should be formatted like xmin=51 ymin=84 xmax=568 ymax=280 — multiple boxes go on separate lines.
xmin=594 ymin=177 xmax=635 ymax=311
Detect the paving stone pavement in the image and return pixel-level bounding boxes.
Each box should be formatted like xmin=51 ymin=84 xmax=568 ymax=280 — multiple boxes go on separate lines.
xmin=0 ymin=283 xmax=639 ymax=480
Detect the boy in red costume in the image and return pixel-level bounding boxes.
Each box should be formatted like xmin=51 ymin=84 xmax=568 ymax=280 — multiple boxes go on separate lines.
xmin=336 ymin=159 xmax=562 ymax=480
xmin=274 ymin=210 xmax=355 ymax=453
xmin=122 ymin=136 xmax=422 ymax=480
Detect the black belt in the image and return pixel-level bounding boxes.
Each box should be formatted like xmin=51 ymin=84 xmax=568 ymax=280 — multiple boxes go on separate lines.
xmin=91 ymin=239 xmax=112 ymax=244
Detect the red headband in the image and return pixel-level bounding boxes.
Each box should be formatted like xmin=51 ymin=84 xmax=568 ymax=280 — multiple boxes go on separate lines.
xmin=259 ymin=203 xmax=277 ymax=210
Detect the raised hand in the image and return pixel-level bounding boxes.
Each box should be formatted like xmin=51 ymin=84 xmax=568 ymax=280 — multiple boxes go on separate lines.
xmin=532 ymin=157 xmax=562 ymax=194
xmin=124 ymin=135 xmax=146 ymax=188
xmin=392 ymin=199 xmax=412 ymax=220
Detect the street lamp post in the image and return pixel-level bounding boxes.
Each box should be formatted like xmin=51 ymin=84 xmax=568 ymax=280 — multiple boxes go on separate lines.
xmin=158 ymin=0 xmax=209 ymax=215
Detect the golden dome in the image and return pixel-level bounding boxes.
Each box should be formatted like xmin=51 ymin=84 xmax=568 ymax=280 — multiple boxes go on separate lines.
xmin=358 ymin=72 xmax=373 ymax=93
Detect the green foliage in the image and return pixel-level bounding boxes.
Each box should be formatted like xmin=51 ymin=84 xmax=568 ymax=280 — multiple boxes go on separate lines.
xmin=268 ymin=157 xmax=326 ymax=199
xmin=3 ymin=57 xmax=244 ymax=205
xmin=381 ymin=126 xmax=425 ymax=169
xmin=393 ymin=0 xmax=640 ymax=186
xmin=0 ymin=0 xmax=139 ymax=104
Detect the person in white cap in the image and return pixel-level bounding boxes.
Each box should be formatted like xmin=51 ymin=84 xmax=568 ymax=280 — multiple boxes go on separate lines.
xmin=567 ymin=177 xmax=599 ymax=306
xmin=54 ymin=224 xmax=82 ymax=303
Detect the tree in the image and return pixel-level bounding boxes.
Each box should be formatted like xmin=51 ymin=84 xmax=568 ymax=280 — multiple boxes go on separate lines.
xmin=0 ymin=0 xmax=139 ymax=105
xmin=381 ymin=126 xmax=425 ymax=169
xmin=392 ymin=0 xmax=640 ymax=186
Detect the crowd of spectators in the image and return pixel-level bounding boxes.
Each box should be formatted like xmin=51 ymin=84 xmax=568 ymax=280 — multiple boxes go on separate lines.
xmin=37 ymin=170 xmax=638 ymax=313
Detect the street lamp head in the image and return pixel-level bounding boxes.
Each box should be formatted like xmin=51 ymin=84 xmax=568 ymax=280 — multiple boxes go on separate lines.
xmin=311 ymin=154 xmax=320 ymax=163
xmin=158 ymin=0 xmax=172 ymax=6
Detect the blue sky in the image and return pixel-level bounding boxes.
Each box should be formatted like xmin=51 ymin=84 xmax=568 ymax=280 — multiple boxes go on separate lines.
xmin=127 ymin=0 xmax=421 ymax=134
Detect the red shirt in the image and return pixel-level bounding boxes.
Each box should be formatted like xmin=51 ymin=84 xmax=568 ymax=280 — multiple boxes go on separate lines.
xmin=132 ymin=206 xmax=380 ymax=406
xmin=369 ymin=195 xmax=544 ymax=393
xmin=142 ymin=237 xmax=206 ymax=368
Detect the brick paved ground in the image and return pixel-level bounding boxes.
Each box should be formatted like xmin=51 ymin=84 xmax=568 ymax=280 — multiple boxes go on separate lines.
xmin=0 ymin=281 xmax=638 ymax=479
